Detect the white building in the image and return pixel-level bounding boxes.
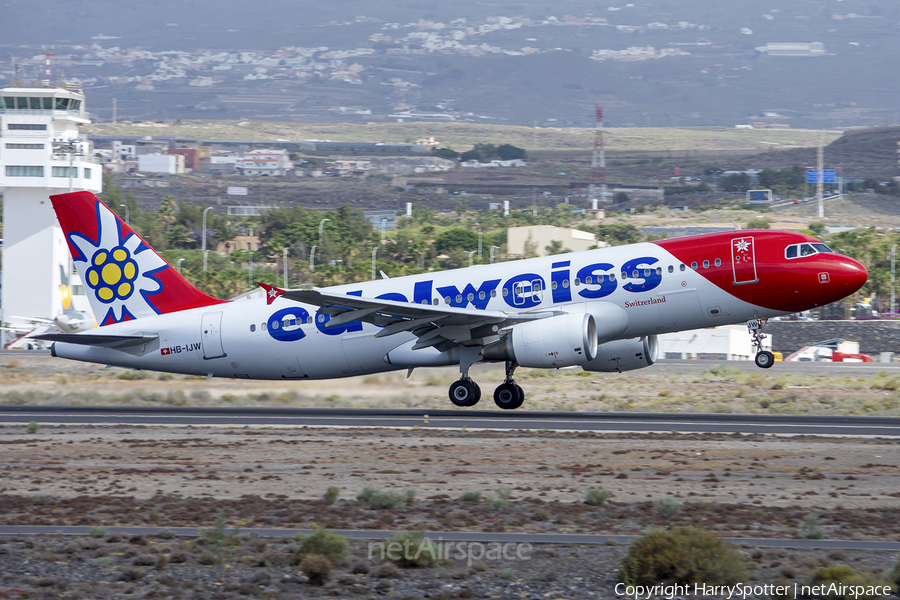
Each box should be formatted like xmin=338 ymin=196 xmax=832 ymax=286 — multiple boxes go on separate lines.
xmin=757 ymin=42 xmax=825 ymax=56
xmin=236 ymin=149 xmax=292 ymax=176
xmin=659 ymin=325 xmax=772 ymax=361
xmin=138 ymin=153 xmax=184 ymax=174
xmin=0 ymin=85 xmax=102 ymax=345
xmin=111 ymin=140 xmax=136 ymax=159
xmin=507 ymin=225 xmax=604 ymax=257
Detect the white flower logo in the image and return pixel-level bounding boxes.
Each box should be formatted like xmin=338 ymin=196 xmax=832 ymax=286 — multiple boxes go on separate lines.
xmin=68 ymin=201 xmax=168 ymax=324
xmin=734 ymin=239 xmax=750 ymax=253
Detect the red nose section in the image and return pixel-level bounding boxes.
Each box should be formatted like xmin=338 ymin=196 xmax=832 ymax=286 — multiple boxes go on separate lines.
xmin=835 ymin=256 xmax=868 ymax=297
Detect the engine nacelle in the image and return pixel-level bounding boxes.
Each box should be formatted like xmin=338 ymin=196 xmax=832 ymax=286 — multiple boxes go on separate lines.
xmin=483 ymin=313 xmax=598 ymax=369
xmin=581 ymin=335 xmax=658 ymax=373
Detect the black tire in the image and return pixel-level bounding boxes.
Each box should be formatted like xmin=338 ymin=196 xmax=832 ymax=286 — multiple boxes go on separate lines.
xmin=494 ymin=382 xmax=525 ymax=410
xmin=755 ymin=351 xmax=775 ymax=369
xmin=449 ymin=379 xmax=480 ymax=407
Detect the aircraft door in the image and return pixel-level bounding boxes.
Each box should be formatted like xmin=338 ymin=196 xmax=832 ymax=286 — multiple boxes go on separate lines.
xmin=731 ymin=236 xmax=759 ymax=285
xmin=201 ymin=311 xmax=227 ymax=359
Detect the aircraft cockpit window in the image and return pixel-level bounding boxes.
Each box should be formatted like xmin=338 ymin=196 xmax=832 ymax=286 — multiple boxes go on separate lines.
xmin=786 ymin=245 xmax=798 ymax=259
xmin=800 ymin=243 xmax=816 ymax=256
xmin=812 ymin=243 xmax=834 ymax=253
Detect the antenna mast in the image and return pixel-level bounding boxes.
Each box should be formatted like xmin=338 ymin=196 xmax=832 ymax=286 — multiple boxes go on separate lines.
xmin=588 ymin=105 xmax=607 ymax=209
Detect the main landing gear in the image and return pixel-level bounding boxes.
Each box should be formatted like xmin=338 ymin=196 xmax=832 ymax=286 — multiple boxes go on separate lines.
xmin=748 ymin=319 xmax=774 ymax=369
xmin=448 ymin=350 xmax=525 ymax=409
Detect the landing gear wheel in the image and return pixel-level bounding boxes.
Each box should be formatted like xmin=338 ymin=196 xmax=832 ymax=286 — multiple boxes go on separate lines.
xmin=493 ymin=382 xmax=525 ymax=410
xmin=755 ymin=351 xmax=775 ymax=369
xmin=449 ymin=379 xmax=481 ymax=407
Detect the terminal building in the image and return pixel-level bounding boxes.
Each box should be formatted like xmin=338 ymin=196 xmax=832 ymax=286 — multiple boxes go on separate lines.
xmin=0 ymin=85 xmax=102 ymax=346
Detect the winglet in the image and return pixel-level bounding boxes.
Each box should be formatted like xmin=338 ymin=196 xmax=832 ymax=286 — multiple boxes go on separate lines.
xmin=258 ymin=282 xmax=286 ymax=305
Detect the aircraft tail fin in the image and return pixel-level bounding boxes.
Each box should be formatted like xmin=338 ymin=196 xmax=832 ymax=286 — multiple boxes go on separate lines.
xmin=50 ymin=191 xmax=226 ymax=326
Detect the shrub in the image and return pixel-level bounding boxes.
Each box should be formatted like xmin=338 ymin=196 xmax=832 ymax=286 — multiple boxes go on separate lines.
xmin=295 ymin=526 xmax=348 ymax=566
xmin=357 ymin=487 xmax=378 ymax=502
xmin=806 ymin=565 xmax=895 ymax=599
xmin=26 ymin=421 xmax=39 ymax=434
xmin=798 ymin=514 xmax=824 ymax=539
xmin=888 ymin=557 xmax=900 ymax=586
xmin=300 ymin=554 xmax=333 ymax=586
xmin=92 ymin=556 xmax=113 ymax=567
xmin=323 ymin=486 xmax=340 ymax=505
xmin=89 ymin=526 xmax=108 ymax=538
xmin=620 ymin=526 xmax=747 ymax=585
xmin=116 ymin=370 xmax=149 ymax=380
xmin=585 ymin=488 xmax=613 ymax=506
xmin=366 ymin=490 xmax=405 ymax=510
xmin=405 ymin=488 xmax=417 ymax=505
xmin=490 ymin=488 xmax=511 ymax=510
xmin=654 ymin=496 xmax=682 ymax=519
xmin=383 ymin=531 xmax=438 ymax=568
xmin=459 ymin=491 xmax=482 ymax=502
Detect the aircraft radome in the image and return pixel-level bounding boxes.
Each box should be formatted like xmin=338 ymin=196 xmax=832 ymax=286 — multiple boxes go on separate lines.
xmin=37 ymin=191 xmax=868 ymax=410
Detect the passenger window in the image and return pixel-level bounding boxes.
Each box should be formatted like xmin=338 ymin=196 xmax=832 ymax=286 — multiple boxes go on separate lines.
xmin=786 ymin=245 xmax=798 ymax=259
xmin=562 ymin=279 xmax=569 ymax=288
xmin=551 ymin=281 xmax=558 ymax=290
xmin=467 ymin=293 xmax=474 ymax=302
xmin=444 ymin=296 xmax=451 ymax=304
xmin=656 ymin=267 xmax=662 ymax=275
xmin=455 ymin=294 xmax=463 ymax=303
xmin=433 ymin=298 xmax=439 ymax=305
xmin=691 ymin=262 xmax=698 ymax=270
xmin=574 ymin=278 xmax=581 ymax=286
xmin=703 ymin=260 xmax=709 ymax=269
xmin=478 ymin=291 xmax=485 ymax=300
xmin=610 ymin=273 xmax=616 ymax=281
xmin=261 ymin=322 xmax=267 ymax=331
xmin=621 ymin=271 xmax=628 ymax=280
xmin=714 ymin=258 xmax=721 ymax=267
xmin=502 ymin=288 xmax=509 ymax=296
xmin=800 ymin=243 xmax=816 ymax=256
xmin=680 ymin=264 xmax=686 ymax=271
xmin=307 ymin=317 xmax=313 ymax=324
xmin=585 ymin=276 xmax=593 ymax=284
xmin=250 ymin=324 xmax=256 ymax=332
xmin=491 ymin=290 xmax=497 ymax=297
xmin=668 ymin=265 xmax=674 ymax=273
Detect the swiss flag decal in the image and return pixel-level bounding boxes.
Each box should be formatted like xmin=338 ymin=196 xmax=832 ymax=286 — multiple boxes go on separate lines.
xmin=161 ymin=348 xmax=171 ymax=355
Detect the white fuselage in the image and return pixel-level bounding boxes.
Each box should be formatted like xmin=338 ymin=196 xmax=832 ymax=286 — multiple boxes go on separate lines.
xmin=53 ymin=244 xmax=779 ymax=379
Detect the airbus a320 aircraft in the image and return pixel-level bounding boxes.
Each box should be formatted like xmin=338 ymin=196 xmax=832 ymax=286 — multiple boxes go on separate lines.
xmin=38 ymin=191 xmax=867 ymax=410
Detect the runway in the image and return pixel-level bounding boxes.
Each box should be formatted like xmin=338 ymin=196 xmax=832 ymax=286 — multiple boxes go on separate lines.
xmin=1 ymin=406 xmax=899 ymax=436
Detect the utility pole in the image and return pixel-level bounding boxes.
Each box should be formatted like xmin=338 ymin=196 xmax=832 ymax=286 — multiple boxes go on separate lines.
xmin=371 ymin=246 xmax=378 ymax=281
xmin=201 ymin=207 xmax=213 ymax=254
xmin=817 ymin=134 xmax=825 ymax=219
xmin=309 ymin=245 xmax=317 ymax=272
xmin=112 ymin=98 xmax=117 ymax=124
xmin=283 ymin=247 xmax=289 ymax=288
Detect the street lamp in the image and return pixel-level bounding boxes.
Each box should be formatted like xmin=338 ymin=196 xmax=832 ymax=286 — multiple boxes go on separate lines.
xmin=891 ymin=244 xmax=897 ymax=316
xmin=201 ymin=207 xmax=213 ymax=254
xmin=119 ymin=204 xmax=129 ymax=226
xmin=476 ymin=223 xmax=482 ymax=257
xmin=371 ymin=246 xmax=378 ymax=281
xmin=318 ymin=218 xmax=329 ymax=244
xmin=381 ymin=217 xmax=387 ymax=241
xmin=466 ymin=250 xmax=477 ymax=267
xmin=309 ymin=245 xmax=318 ymax=273
xmin=283 ymin=247 xmax=289 ymax=288
xmin=249 ymin=252 xmax=254 ymax=286
xmin=203 ymin=250 xmax=210 ymax=272
xmin=490 ymin=245 xmax=500 ymax=264
xmin=176 ymin=258 xmax=185 ymax=274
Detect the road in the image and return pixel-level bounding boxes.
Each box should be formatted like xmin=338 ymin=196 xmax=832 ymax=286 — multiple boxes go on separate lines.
xmin=1 ymin=406 xmax=899 ymax=436
xmin=0 ymin=526 xmax=895 ymax=551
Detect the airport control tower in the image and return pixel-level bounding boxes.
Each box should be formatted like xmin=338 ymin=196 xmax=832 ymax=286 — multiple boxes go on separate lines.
xmin=0 ymin=85 xmax=102 ymax=345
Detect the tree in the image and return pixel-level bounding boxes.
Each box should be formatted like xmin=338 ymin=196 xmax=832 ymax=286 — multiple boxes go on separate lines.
xmin=720 ymin=173 xmax=751 ymax=192
xmin=614 ymin=192 xmax=630 ymax=204
xmin=545 ymin=240 xmax=571 ymax=255
xmin=808 ymin=222 xmax=826 ymax=234
xmin=434 ymin=227 xmax=478 ymax=253
xmin=496 ymin=144 xmax=526 ymax=161
xmin=459 ymin=149 xmax=481 ymax=162
xmin=746 ymin=218 xmax=770 ymax=229
xmin=433 ymin=147 xmax=459 ymax=159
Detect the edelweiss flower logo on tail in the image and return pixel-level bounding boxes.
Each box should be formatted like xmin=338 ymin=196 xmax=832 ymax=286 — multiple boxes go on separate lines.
xmin=68 ymin=200 xmax=168 ymax=325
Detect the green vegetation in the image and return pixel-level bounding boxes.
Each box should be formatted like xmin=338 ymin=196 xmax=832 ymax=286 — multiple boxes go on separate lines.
xmin=26 ymin=421 xmax=39 ymax=434
xmin=585 ymin=488 xmax=613 ymax=506
xmin=798 ymin=514 xmax=825 ymax=540
xmin=620 ymin=526 xmax=747 ymax=585
xmin=654 ymin=496 xmax=682 ymax=519
xmin=323 ymin=485 xmax=340 ymax=506
xmin=198 ymin=513 xmax=242 ymax=572
xmin=299 ymin=554 xmax=333 ymax=586
xmin=295 ymin=525 xmax=349 ymax=566
xmin=459 ymin=491 xmax=483 ymax=503
xmin=383 ymin=531 xmax=439 ymax=568
xmin=89 ymin=526 xmax=108 ymax=538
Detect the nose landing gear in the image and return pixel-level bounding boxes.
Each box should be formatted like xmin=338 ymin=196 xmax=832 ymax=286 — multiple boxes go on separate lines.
xmin=748 ymin=319 xmax=774 ymax=369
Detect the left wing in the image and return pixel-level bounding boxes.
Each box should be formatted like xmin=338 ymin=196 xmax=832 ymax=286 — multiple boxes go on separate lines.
xmin=281 ymin=287 xmax=553 ymax=350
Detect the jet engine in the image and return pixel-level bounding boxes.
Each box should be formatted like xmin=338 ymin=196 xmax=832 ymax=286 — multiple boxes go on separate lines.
xmin=581 ymin=335 xmax=658 ymax=373
xmin=482 ymin=313 xmax=598 ymax=368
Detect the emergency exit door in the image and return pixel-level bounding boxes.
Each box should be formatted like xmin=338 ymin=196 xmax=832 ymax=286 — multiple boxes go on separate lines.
xmin=731 ymin=236 xmax=759 ymax=285
xmin=201 ymin=311 xmax=226 ymax=359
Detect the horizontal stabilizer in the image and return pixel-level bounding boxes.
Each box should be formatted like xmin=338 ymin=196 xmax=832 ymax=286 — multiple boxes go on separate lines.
xmin=33 ymin=333 xmax=159 ymax=349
